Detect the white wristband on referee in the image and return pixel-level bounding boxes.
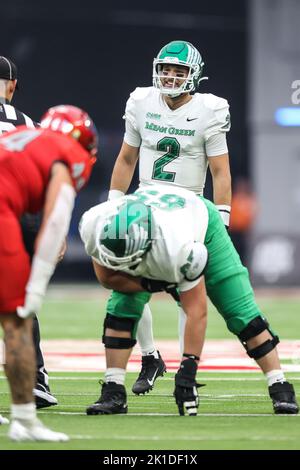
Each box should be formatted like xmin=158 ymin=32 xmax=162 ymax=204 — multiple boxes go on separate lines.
xmin=216 ymin=204 xmax=231 ymax=228
xmin=108 ymin=189 xmax=125 ymax=200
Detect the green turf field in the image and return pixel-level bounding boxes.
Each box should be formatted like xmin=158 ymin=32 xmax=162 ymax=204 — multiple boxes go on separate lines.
xmin=37 ymin=286 xmax=300 ymax=340
xmin=1 ymin=286 xmax=300 ymax=450
xmin=1 ymin=372 xmax=300 ymax=450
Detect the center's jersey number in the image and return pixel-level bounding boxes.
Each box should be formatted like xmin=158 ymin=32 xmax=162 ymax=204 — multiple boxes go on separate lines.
xmin=152 ymin=137 xmax=180 ymax=182
xmin=134 ymin=189 xmax=186 ymax=211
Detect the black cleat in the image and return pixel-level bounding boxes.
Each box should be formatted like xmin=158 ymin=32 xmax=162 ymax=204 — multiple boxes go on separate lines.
xmin=33 ymin=383 xmax=58 ymax=409
xmin=86 ymin=382 xmax=128 ymax=415
xmin=132 ymin=351 xmax=166 ymax=395
xmin=269 ymin=381 xmax=299 ymax=414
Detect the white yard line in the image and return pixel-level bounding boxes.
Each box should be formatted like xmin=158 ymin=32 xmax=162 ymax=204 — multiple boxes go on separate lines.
xmin=0 ymin=431 xmax=297 ymax=441
xmin=2 ymin=338 xmax=300 ymax=373
xmin=1 ymin=375 xmax=300 ymax=381
xmin=28 ymin=410 xmax=300 ymax=417
xmin=4 ymin=409 xmax=291 ymax=417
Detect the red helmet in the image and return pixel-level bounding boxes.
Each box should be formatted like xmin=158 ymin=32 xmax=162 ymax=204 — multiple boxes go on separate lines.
xmin=40 ymin=105 xmax=98 ymax=158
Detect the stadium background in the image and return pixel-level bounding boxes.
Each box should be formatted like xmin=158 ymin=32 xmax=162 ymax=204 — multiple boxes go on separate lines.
xmin=1 ymin=0 xmax=299 ymax=285
xmin=0 ymin=0 xmax=249 ymax=278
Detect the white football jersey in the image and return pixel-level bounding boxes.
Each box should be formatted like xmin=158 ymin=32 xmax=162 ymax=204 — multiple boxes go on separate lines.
xmin=123 ymin=87 xmax=230 ymax=194
xmin=79 ymin=185 xmax=209 ymax=291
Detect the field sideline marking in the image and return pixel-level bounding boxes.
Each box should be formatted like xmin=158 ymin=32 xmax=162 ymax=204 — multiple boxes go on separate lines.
xmin=3 ymin=338 xmax=299 ymax=373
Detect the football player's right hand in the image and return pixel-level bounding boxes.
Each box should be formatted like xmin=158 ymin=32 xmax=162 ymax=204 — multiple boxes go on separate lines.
xmin=173 ymin=358 xmax=205 ymax=416
xmin=174 ymin=381 xmax=201 ymax=416
xmin=16 ymin=293 xmax=44 ymax=319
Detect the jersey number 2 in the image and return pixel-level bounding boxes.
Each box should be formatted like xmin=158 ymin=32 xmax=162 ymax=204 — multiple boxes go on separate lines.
xmin=152 ymin=137 xmax=180 ymax=182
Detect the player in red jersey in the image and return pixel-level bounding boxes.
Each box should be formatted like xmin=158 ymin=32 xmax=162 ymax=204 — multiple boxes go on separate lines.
xmin=0 ymin=105 xmax=98 ymax=441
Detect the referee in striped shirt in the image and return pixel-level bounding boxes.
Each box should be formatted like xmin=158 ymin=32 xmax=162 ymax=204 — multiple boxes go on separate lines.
xmin=0 ymin=56 xmax=57 ymax=410
xmin=0 ymin=56 xmax=35 ymax=130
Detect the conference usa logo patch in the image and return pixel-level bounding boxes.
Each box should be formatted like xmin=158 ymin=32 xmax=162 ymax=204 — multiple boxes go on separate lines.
xmin=146 ymin=112 xmax=161 ymax=120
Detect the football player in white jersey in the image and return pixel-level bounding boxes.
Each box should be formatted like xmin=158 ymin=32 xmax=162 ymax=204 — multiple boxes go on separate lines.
xmin=108 ymin=40 xmax=232 ymax=394
xmin=79 ymin=185 xmax=298 ymax=417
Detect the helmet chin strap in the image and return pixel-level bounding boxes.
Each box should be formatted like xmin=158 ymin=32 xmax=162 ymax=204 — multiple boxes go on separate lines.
xmin=167 ymin=92 xmax=183 ymax=99
xmin=162 ymin=89 xmax=189 ymax=99
xmin=166 ymin=75 xmax=209 ymax=98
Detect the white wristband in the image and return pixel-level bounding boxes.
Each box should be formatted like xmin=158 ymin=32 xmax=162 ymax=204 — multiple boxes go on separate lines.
xmin=26 ymin=256 xmax=55 ymax=296
xmin=17 ymin=292 xmax=44 ymax=318
xmin=17 ymin=257 xmax=55 ymax=318
xmin=216 ymin=204 xmax=231 ymax=228
xmin=108 ymin=189 xmax=125 ymax=200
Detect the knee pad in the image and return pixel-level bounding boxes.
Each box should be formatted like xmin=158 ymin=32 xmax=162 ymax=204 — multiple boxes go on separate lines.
xmin=102 ymin=313 xmax=137 ymax=349
xmin=238 ymin=316 xmax=279 ymax=360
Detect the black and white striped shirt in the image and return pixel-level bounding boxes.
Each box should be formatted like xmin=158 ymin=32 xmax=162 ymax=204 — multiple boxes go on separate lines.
xmin=0 ymin=98 xmax=40 ymax=253
xmin=0 ymin=98 xmax=37 ymax=134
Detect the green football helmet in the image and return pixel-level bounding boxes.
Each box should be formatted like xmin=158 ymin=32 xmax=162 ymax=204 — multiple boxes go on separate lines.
xmin=153 ymin=40 xmax=205 ymax=97
xmin=97 ymin=198 xmax=153 ymax=270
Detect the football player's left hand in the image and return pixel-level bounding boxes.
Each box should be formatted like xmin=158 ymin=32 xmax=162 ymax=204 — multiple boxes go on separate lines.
xmin=140 ymin=278 xmax=180 ymax=301
xmin=140 ymin=277 xmax=177 ymax=293
xmin=16 ymin=292 xmax=44 ymax=318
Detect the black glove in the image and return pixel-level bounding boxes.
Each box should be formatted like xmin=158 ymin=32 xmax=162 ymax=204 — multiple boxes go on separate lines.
xmin=173 ymin=358 xmax=205 ymax=416
xmin=140 ymin=278 xmax=180 ymax=301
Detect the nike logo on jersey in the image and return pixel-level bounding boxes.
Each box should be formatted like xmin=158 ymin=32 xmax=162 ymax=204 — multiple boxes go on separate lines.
xmin=186 ymin=117 xmax=198 ymax=122
xmin=147 ymin=369 xmax=159 ymax=387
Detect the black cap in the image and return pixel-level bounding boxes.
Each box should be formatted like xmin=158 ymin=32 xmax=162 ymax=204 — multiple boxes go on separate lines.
xmin=0 ymin=56 xmax=18 ymax=89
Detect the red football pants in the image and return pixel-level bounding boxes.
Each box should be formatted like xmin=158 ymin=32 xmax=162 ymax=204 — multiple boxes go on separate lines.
xmin=0 ymin=208 xmax=30 ymax=312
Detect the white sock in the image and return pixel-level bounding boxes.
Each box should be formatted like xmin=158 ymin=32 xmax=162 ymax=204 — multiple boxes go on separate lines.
xmin=11 ymin=403 xmax=36 ymax=421
xmin=137 ymin=303 xmax=156 ymax=356
xmin=265 ymin=369 xmax=286 ymax=387
xmin=178 ymin=307 xmax=187 ymax=356
xmin=105 ymin=368 xmax=126 ymax=385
